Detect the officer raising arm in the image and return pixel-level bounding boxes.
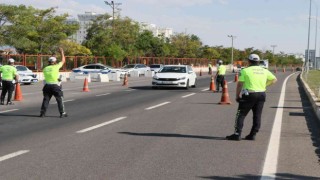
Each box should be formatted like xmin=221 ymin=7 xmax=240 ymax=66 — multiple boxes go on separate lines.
xmin=40 ymin=47 xmax=68 ymax=118
xmin=0 ymin=58 xmax=19 ymax=105
xmin=226 ymin=54 xmax=277 ymax=141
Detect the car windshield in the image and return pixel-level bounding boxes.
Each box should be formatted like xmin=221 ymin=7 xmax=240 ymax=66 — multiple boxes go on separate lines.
xmin=150 ymin=65 xmax=161 ymax=68
xmin=123 ymin=65 xmax=135 ymax=69
xmin=16 ymin=66 xmax=28 ymax=71
xmin=159 ymin=66 xmax=186 ymax=73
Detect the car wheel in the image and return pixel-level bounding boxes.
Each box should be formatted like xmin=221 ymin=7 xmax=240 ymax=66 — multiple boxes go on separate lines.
xmin=191 ymin=79 xmax=197 ymax=88
xmin=184 ymin=80 xmax=189 ymax=90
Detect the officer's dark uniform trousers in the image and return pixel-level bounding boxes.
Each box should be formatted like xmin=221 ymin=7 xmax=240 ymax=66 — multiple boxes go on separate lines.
xmin=235 ymin=92 xmax=266 ymax=134
xmin=40 ymin=84 xmax=65 ymax=114
xmin=216 ymin=75 xmax=225 ymax=91
xmin=1 ymin=80 xmax=15 ymax=103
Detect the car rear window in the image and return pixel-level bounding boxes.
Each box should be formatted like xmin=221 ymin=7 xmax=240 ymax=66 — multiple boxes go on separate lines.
xmin=150 ymin=65 xmax=161 ymax=68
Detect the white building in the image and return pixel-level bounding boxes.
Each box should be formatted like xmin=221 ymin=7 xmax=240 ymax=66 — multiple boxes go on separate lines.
xmin=140 ymin=22 xmax=173 ymax=39
xmin=66 ymin=12 xmax=101 ymax=44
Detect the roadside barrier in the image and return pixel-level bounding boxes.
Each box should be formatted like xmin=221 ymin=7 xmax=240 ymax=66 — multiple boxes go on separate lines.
xmin=122 ymin=73 xmax=128 ymax=86
xmin=219 ymin=80 xmax=231 ymax=105
xmin=14 ymin=83 xmax=23 ymax=101
xmin=209 ymin=76 xmax=216 ymax=92
xmin=82 ymin=78 xmax=90 ymax=92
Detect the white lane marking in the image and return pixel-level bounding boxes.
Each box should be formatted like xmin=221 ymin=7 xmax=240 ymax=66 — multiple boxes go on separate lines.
xmin=0 ymin=109 xmax=19 ymax=113
xmin=202 ymin=88 xmax=209 ymax=91
xmin=182 ymin=93 xmax=196 ymax=98
xmin=260 ymin=73 xmax=295 ymax=180
xmin=145 ymin=102 xmax=171 ymax=110
xmin=50 ymin=99 xmax=75 ymax=104
xmin=0 ymin=150 xmax=30 ymax=162
xmin=125 ymin=89 xmax=135 ymax=92
xmin=77 ymin=117 xmax=127 ymax=133
xmin=96 ymin=93 xmax=110 ymax=97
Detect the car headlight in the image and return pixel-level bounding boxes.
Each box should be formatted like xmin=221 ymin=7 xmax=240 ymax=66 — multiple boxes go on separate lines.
xmin=178 ymin=77 xmax=186 ymax=80
xmin=153 ymin=76 xmax=159 ymax=80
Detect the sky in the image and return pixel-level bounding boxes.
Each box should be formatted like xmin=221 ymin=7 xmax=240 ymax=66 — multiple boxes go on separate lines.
xmin=2 ymin=0 xmax=317 ymax=55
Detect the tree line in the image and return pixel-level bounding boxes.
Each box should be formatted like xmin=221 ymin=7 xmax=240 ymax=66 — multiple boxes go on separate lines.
xmin=0 ymin=4 xmax=303 ymax=66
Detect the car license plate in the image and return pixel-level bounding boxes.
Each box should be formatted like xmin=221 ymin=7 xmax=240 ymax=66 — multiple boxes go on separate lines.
xmin=166 ymin=81 xmax=175 ymax=84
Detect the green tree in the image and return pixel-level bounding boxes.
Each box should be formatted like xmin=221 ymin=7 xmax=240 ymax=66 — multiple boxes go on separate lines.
xmin=59 ymin=40 xmax=91 ymax=56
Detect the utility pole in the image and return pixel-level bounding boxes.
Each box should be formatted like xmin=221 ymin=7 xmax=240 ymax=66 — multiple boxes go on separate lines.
xmin=306 ymin=0 xmax=312 ymax=73
xmin=315 ymin=7 xmax=318 ymax=70
xmin=104 ymin=1 xmax=122 ymax=34
xmin=228 ymin=35 xmax=236 ymax=72
xmin=271 ymin=45 xmax=277 ymax=59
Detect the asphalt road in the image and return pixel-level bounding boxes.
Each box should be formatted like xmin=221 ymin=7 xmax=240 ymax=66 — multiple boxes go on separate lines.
xmin=0 ymin=72 xmax=319 ymax=180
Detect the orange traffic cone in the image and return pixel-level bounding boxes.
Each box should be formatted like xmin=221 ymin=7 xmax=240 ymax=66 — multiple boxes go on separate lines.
xmin=219 ymin=80 xmax=231 ymax=105
xmin=122 ymin=73 xmax=128 ymax=86
xmin=234 ymin=72 xmax=239 ymax=82
xmin=82 ymin=77 xmax=90 ymax=92
xmin=14 ymin=83 xmax=23 ymax=101
xmin=209 ymin=76 xmax=216 ymax=92
xmin=199 ymin=68 xmax=202 ymax=76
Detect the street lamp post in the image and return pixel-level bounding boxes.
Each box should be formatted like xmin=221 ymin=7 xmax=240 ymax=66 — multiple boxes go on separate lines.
xmin=104 ymin=1 xmax=122 ymax=36
xmin=271 ymin=45 xmax=277 ymax=59
xmin=228 ymin=35 xmax=236 ymax=72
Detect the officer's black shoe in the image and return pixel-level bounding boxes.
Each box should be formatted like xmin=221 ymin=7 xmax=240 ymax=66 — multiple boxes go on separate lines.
xmin=226 ymin=134 xmax=241 ymax=141
xmin=60 ymin=112 xmax=68 ymax=118
xmin=7 ymin=102 xmax=14 ymax=105
xmin=39 ymin=113 xmax=45 ymax=118
xmin=245 ymin=134 xmax=256 ymax=140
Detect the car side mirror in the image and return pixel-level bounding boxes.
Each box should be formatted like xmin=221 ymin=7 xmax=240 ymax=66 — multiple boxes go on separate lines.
xmin=188 ymin=71 xmax=193 ymax=74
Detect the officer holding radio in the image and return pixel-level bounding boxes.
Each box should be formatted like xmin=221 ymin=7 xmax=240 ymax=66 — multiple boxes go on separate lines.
xmin=226 ymin=54 xmax=277 ymax=141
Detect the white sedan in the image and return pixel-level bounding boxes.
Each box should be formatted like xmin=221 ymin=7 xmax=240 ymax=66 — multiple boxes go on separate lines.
xmin=152 ymin=65 xmax=197 ymax=89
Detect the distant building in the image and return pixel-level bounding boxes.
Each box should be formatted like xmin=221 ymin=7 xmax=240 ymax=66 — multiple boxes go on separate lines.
xmin=139 ymin=22 xmax=173 ymax=39
xmin=305 ymin=49 xmax=316 ymax=68
xmin=66 ymin=12 xmax=101 ymax=44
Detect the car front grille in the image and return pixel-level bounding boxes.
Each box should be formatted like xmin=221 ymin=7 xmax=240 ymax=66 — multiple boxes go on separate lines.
xmin=158 ymin=78 xmax=179 ymax=81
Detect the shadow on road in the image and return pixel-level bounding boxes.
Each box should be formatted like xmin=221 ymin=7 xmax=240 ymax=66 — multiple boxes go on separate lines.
xmin=118 ymin=132 xmax=225 ymax=140
xmin=198 ymin=172 xmax=320 ymax=179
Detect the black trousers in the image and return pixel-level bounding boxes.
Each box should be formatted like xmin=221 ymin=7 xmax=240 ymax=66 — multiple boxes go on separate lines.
xmin=1 ymin=80 xmax=15 ymax=103
xmin=40 ymin=84 xmax=65 ymax=114
xmin=234 ymin=92 xmax=266 ymax=134
xmin=216 ymin=75 xmax=224 ymax=91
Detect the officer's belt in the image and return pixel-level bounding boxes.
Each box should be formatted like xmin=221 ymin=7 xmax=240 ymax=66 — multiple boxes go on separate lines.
xmin=1 ymin=79 xmax=13 ymax=82
xmin=248 ymin=90 xmax=265 ymax=93
xmin=45 ymin=82 xmax=59 ymax=85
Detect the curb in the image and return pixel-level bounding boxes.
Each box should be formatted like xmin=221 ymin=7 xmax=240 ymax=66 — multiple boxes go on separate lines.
xmin=299 ymin=73 xmax=320 ymax=121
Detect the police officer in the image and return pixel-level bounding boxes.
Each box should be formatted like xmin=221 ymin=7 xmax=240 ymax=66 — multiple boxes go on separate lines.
xmin=40 ymin=47 xmax=67 ymax=118
xmin=208 ymin=63 xmax=212 ymax=75
xmin=0 ymin=58 xmax=19 ymax=105
xmin=226 ymin=54 xmax=277 ymax=141
xmin=215 ymin=60 xmax=226 ymax=92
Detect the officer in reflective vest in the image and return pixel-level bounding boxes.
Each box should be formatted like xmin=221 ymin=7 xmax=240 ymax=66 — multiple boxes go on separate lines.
xmin=215 ymin=60 xmax=226 ymax=92
xmin=40 ymin=47 xmax=68 ymax=118
xmin=226 ymin=54 xmax=277 ymax=141
xmin=0 ymin=58 xmax=19 ymax=105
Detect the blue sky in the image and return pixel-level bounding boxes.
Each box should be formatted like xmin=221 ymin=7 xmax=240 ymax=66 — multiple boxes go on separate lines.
xmin=2 ymin=0 xmax=316 ymax=55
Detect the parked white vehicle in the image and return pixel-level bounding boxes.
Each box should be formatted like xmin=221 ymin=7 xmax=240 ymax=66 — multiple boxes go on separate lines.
xmin=149 ymin=64 xmax=164 ymax=72
xmin=72 ymin=63 xmax=120 ymax=74
xmin=152 ymin=65 xmax=197 ymax=89
xmin=15 ymin=65 xmax=38 ymax=85
xmin=120 ymin=64 xmax=150 ymax=77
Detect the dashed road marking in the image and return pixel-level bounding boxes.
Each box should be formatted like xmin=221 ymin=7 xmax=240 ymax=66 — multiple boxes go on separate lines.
xmin=145 ymin=102 xmax=171 ymax=110
xmin=182 ymin=93 xmax=196 ymax=98
xmin=50 ymin=99 xmax=75 ymax=104
xmin=77 ymin=117 xmax=127 ymax=133
xmin=0 ymin=109 xmax=19 ymax=114
xmin=0 ymin=150 xmax=30 ymax=162
xmin=96 ymin=93 xmax=110 ymax=97
xmin=202 ymin=88 xmax=209 ymax=91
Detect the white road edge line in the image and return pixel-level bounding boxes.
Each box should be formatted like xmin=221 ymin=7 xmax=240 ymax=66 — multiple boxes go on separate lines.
xmin=182 ymin=93 xmax=196 ymax=98
xmin=260 ymin=73 xmax=295 ymax=180
xmin=0 ymin=109 xmax=19 ymax=113
xmin=96 ymin=93 xmax=110 ymax=97
xmin=145 ymin=102 xmax=171 ymax=110
xmin=76 ymin=117 xmax=127 ymax=133
xmin=202 ymin=88 xmax=209 ymax=91
xmin=0 ymin=150 xmax=30 ymax=162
